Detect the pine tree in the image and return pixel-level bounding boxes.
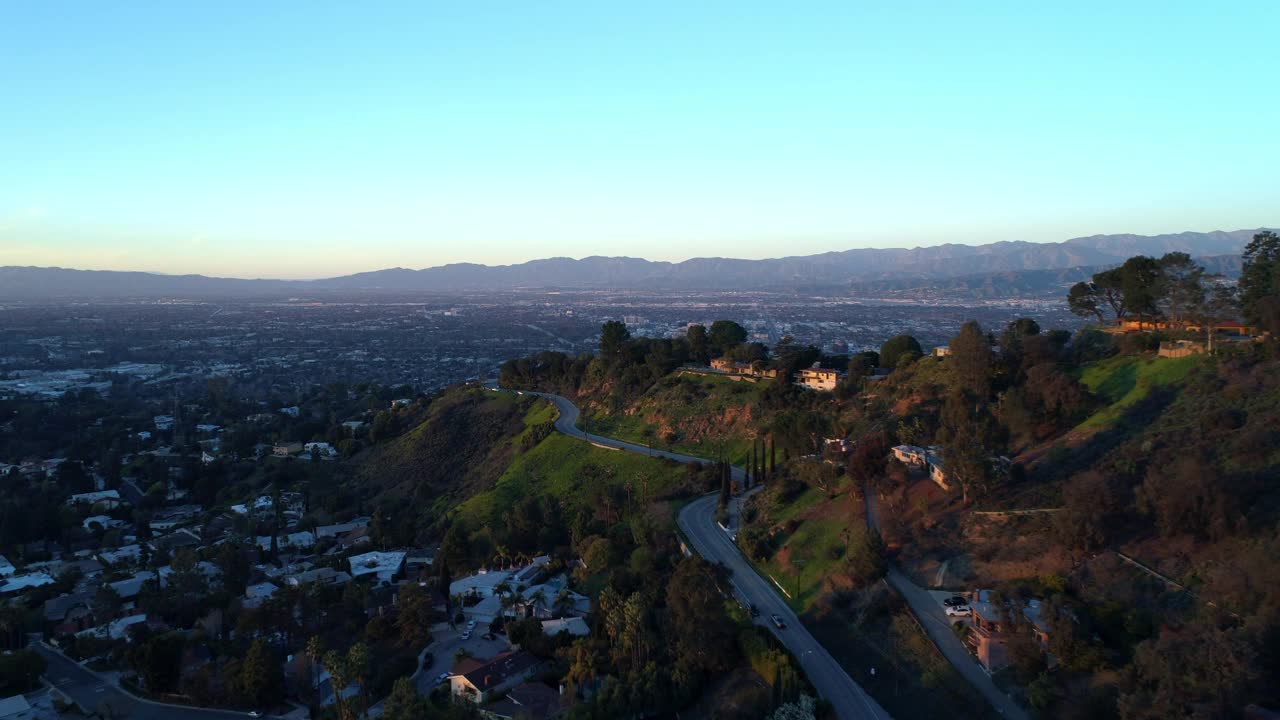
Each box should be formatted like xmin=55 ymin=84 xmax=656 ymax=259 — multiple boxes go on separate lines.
xmin=769 ymin=436 xmax=776 ymax=480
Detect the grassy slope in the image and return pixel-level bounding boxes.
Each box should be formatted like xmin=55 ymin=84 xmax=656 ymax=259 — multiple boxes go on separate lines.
xmin=1075 ymin=354 xmax=1204 ymax=429
xmin=456 ymin=427 xmax=689 ymax=530
xmin=581 ymin=371 xmax=764 ymax=466
xmin=355 ymin=387 xmax=553 ymax=524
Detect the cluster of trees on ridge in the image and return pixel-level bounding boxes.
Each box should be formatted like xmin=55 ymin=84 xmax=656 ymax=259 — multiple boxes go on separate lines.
xmin=1067 ymin=230 xmax=1280 ymax=336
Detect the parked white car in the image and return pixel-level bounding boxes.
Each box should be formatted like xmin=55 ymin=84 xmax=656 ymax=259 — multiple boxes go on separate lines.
xmin=945 ymin=604 xmax=971 ymax=617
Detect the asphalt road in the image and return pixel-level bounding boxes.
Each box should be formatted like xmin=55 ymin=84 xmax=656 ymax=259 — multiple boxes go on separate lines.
xmin=503 ymin=389 xmax=891 ymax=720
xmin=34 ymin=641 xmax=268 ymax=720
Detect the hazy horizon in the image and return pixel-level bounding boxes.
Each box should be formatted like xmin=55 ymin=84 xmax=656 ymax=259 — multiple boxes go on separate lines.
xmin=0 ymin=226 xmax=1267 ymax=281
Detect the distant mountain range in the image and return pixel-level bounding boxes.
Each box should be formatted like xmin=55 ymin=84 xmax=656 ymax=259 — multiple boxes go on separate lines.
xmin=0 ymin=229 xmax=1265 ymax=299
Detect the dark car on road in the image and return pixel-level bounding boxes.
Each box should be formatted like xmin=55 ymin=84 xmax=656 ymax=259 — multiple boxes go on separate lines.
xmin=943 ymin=596 xmax=968 ymax=607
xmin=770 ymin=614 xmax=786 ymax=629
xmin=747 ymin=603 xmax=759 ymax=617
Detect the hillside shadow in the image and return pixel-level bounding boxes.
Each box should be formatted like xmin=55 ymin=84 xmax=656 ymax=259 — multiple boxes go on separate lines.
xmin=1033 ymin=387 xmax=1177 ymax=484
xmin=1091 ymin=361 xmax=1139 ymax=404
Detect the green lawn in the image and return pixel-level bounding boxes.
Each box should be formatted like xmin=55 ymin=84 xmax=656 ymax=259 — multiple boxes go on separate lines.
xmin=1076 ymin=354 xmax=1204 ymax=429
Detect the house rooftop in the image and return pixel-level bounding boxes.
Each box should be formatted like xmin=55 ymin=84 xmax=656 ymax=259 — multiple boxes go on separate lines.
xmin=348 ymin=550 xmax=406 ymax=578
xmin=456 ymin=651 xmax=543 ymax=693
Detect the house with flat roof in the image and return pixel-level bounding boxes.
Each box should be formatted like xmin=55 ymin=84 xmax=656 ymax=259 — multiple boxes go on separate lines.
xmin=798 ymin=366 xmax=841 ymax=391
xmin=66 ymin=490 xmax=124 ymax=509
xmin=284 ymin=567 xmax=352 ymax=588
xmin=348 ymin=550 xmax=406 ymax=584
xmin=541 ymin=617 xmax=590 ymax=638
xmin=0 ymin=573 xmax=54 ymax=595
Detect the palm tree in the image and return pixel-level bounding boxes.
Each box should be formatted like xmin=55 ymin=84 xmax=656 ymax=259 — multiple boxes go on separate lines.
xmin=491 ymin=545 xmax=510 ymax=570
xmin=554 ymin=589 xmax=575 ymax=618
xmin=530 ymin=587 xmax=549 ymax=618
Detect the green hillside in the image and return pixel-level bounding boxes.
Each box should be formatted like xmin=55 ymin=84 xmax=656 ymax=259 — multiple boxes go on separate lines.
xmin=1075 ymin=354 xmax=1204 ymax=429
xmin=455 ymin=431 xmax=691 ymax=529
xmin=581 ymin=371 xmax=765 ymax=465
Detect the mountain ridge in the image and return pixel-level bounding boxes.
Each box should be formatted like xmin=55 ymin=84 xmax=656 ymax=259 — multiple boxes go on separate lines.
xmin=0 ymin=228 xmax=1267 ymax=298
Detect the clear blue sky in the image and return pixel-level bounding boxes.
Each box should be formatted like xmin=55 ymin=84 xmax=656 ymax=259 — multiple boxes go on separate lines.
xmin=2 ymin=2 xmax=1277 ymax=278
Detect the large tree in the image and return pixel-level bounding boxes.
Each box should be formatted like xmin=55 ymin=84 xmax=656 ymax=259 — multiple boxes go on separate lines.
xmin=1120 ymin=256 xmax=1163 ymax=328
xmin=665 ymin=556 xmax=738 ymax=673
xmin=708 ymin=320 xmax=748 ymax=354
xmin=1069 ymin=267 xmax=1129 ymax=325
xmin=1155 ymin=252 xmax=1205 ymax=329
xmin=949 ymin=321 xmax=993 ymax=399
xmin=686 ymin=324 xmax=710 ymax=364
xmin=879 ymin=334 xmax=922 ymax=370
xmin=599 ymin=320 xmax=631 ymax=360
xmin=940 ymin=390 xmax=1000 ymax=505
xmin=1240 ymin=230 xmax=1280 ymax=332
xmin=239 ymin=638 xmax=284 ymax=709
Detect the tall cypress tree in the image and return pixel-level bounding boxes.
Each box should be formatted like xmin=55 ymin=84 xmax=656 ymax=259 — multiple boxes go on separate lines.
xmin=769 ymin=437 xmax=776 ymax=480
xmin=718 ymin=460 xmax=730 ymax=509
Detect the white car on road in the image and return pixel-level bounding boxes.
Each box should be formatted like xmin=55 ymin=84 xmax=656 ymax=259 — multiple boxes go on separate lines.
xmin=945 ymin=604 xmax=971 ymax=617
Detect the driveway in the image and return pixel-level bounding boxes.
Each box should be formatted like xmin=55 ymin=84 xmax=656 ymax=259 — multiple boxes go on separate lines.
xmin=865 ymin=490 xmax=1029 ymax=720
xmin=412 ymin=624 xmax=510 ymax=696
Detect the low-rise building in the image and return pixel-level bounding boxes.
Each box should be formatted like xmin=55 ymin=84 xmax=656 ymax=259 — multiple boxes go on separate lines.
xmin=243 ymin=582 xmax=278 ymax=609
xmin=450 ymin=651 xmax=548 ymax=705
xmin=891 ymin=444 xmax=928 ymax=466
xmin=540 ymin=616 xmax=590 ymax=638
xmin=348 ymin=550 xmax=406 ymax=584
xmin=284 ymin=567 xmax=352 ymax=588
xmin=272 ymin=442 xmax=304 ymax=458
xmin=66 ymin=490 xmax=124 ymax=509
xmin=0 ymin=573 xmax=54 ymax=595
xmin=481 ymin=682 xmax=563 ymax=720
xmin=798 ymin=367 xmax=841 ymax=391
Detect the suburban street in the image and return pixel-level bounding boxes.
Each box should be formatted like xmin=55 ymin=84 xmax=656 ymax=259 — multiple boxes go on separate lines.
xmin=33 ymin=641 xmax=270 ymax=720
xmin=507 ymin=390 xmax=891 ymax=720
xmin=865 ymin=491 xmax=1029 ymax=720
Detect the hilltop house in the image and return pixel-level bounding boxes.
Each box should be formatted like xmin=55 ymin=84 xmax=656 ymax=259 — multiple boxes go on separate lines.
xmin=798 ymin=366 xmax=841 ymax=391
xmin=709 ymin=358 xmax=781 ymax=379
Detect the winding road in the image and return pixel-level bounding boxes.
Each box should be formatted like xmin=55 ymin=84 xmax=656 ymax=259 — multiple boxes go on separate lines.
xmin=33 ymin=641 xmax=275 ymax=720
xmin=503 ymin=389 xmax=891 ymax=720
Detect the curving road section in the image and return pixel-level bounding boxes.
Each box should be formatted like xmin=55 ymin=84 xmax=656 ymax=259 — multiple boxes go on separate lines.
xmin=33 ymin=641 xmax=272 ymax=720
xmin=500 ymin=389 xmax=891 ymax=720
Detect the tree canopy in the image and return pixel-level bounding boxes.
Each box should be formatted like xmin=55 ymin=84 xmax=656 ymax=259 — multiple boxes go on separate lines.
xmin=879 ymin=335 xmax=922 ymax=370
